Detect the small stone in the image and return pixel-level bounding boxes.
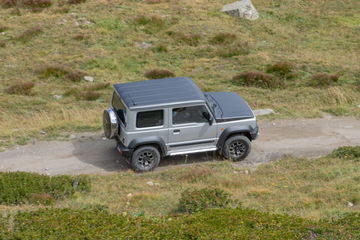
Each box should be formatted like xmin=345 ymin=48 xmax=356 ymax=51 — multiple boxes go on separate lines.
xmin=136 ymin=42 xmax=153 ymax=49
xmin=40 ymin=130 xmax=47 ymax=135
xmin=348 ymin=202 xmax=354 ymax=207
xmin=244 ymin=170 xmax=249 ymax=174
xmin=102 ymin=137 xmax=107 ymax=140
xmin=253 ymin=109 xmax=275 ymax=116
xmin=272 ymin=122 xmax=276 ymax=126
xmin=357 ymin=104 xmax=360 ymax=108
xmin=146 ymin=181 xmax=154 ymax=186
xmin=84 ymin=76 xmax=94 ymax=82
xmin=0 ymin=32 xmax=5 ymax=35
xmin=127 ymin=193 xmax=133 ymax=198
xmin=53 ymin=94 xmax=63 ymax=100
xmin=44 ymin=167 xmax=49 ymax=171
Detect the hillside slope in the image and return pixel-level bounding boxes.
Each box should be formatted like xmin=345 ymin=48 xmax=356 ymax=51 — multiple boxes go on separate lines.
xmin=0 ymin=0 xmax=359 ymax=149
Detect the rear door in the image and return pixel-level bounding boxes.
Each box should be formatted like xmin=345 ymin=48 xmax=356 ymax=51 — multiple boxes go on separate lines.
xmin=168 ymin=105 xmax=217 ymax=153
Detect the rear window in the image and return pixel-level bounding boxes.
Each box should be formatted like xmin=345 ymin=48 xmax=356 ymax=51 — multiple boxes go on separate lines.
xmin=112 ymin=93 xmax=126 ymax=124
xmin=136 ymin=110 xmax=164 ymax=128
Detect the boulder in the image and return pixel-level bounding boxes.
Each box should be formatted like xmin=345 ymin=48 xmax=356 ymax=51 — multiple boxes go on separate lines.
xmin=222 ymin=0 xmax=259 ymax=20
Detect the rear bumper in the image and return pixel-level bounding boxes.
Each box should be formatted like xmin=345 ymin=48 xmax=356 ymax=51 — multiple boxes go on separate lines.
xmin=116 ymin=141 xmax=132 ymax=158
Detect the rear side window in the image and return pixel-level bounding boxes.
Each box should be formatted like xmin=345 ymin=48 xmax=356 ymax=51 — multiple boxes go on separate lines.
xmin=136 ymin=110 xmax=164 ymax=128
xmin=172 ymin=105 xmax=208 ymax=125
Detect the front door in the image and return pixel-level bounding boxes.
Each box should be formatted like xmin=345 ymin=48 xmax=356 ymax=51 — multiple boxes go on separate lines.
xmin=168 ymin=105 xmax=217 ymax=153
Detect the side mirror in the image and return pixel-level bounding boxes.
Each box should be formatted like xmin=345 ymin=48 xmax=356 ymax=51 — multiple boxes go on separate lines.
xmin=202 ymin=112 xmax=213 ymax=125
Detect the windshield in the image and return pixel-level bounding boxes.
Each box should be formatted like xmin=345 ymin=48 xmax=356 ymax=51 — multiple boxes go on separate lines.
xmin=204 ymin=93 xmax=223 ymax=118
xmin=112 ymin=92 xmax=126 ymax=125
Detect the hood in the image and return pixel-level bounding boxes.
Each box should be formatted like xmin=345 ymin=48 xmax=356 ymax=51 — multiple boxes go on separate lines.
xmin=205 ymin=92 xmax=255 ymax=122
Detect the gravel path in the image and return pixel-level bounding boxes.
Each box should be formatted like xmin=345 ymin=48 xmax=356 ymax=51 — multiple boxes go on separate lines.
xmin=0 ymin=117 xmax=359 ymax=175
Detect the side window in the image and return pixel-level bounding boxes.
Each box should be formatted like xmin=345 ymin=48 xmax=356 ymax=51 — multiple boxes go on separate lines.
xmin=172 ymin=106 xmax=209 ymax=125
xmin=136 ymin=110 xmax=164 ymax=128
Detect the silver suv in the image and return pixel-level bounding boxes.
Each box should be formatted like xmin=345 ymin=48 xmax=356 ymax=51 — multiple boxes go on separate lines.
xmin=103 ymin=77 xmax=258 ymax=172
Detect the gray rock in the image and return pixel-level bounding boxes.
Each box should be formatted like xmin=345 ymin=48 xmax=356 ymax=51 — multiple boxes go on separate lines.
xmin=348 ymin=202 xmax=354 ymax=207
xmin=253 ymin=109 xmax=275 ymax=116
xmin=84 ymin=76 xmax=94 ymax=82
xmin=357 ymin=104 xmax=360 ymax=108
xmin=53 ymin=94 xmax=63 ymax=100
xmin=222 ymin=0 xmax=259 ymax=20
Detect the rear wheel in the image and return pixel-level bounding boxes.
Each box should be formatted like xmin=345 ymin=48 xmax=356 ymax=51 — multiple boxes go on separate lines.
xmin=223 ymin=135 xmax=251 ymax=161
xmin=131 ymin=146 xmax=160 ymax=172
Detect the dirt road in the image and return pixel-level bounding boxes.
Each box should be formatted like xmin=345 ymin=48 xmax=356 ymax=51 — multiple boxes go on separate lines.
xmin=0 ymin=117 xmax=359 ymax=175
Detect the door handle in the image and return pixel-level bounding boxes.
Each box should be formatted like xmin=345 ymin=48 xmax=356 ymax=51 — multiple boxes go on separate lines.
xmin=173 ymin=129 xmax=180 ymax=134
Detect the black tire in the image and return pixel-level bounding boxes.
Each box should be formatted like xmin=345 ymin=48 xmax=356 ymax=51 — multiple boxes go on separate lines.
xmin=223 ymin=135 xmax=251 ymax=161
xmin=131 ymin=146 xmax=161 ymax=172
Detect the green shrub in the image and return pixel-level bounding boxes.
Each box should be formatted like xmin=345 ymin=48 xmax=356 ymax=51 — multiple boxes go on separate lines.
xmin=232 ymin=71 xmax=284 ymax=89
xmin=0 ymin=172 xmax=90 ymax=205
xmin=328 ymin=146 xmax=360 ymax=160
xmin=309 ymin=73 xmax=340 ymax=87
xmin=217 ymin=41 xmax=250 ymax=57
xmin=209 ymin=32 xmax=237 ymax=45
xmin=5 ymin=82 xmax=34 ymax=95
xmin=152 ymin=44 xmax=168 ymax=53
xmin=1 ymin=208 xmax=354 ymax=239
xmin=144 ymin=69 xmax=175 ymax=79
xmin=178 ymin=188 xmax=234 ymax=213
xmin=266 ymin=61 xmax=295 ymax=79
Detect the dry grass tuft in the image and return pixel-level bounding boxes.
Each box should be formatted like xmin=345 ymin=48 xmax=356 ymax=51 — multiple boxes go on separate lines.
xmin=310 ymin=73 xmax=340 ymax=87
xmin=16 ymin=26 xmax=43 ymax=42
xmin=85 ymin=82 xmax=110 ymax=91
xmin=0 ymin=40 xmax=5 ymax=48
xmin=180 ymin=167 xmax=214 ymax=183
xmin=152 ymin=44 xmax=168 ymax=53
xmin=72 ymin=33 xmax=88 ymax=41
xmin=144 ymin=69 xmax=175 ymax=79
xmin=29 ymin=193 xmax=55 ymax=205
xmin=209 ymin=33 xmax=237 ymax=45
xmin=1 ymin=0 xmax=52 ymax=8
xmin=232 ymin=72 xmax=284 ymax=89
xmin=168 ymin=31 xmax=202 ymax=46
xmin=5 ymin=82 xmax=35 ymax=95
xmin=78 ymin=91 xmax=100 ymax=101
xmin=143 ymin=0 xmax=169 ymax=4
xmin=66 ymin=70 xmax=86 ymax=82
xmin=0 ymin=25 xmax=8 ymax=32
xmin=217 ymin=41 xmax=250 ymax=57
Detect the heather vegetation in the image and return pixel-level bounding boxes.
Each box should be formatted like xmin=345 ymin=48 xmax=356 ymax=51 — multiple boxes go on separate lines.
xmin=0 ymin=0 xmax=359 ymax=149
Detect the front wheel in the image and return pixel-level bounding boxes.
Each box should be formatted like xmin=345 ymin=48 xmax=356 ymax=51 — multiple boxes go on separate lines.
xmin=223 ymin=135 xmax=251 ymax=161
xmin=131 ymin=146 xmax=160 ymax=172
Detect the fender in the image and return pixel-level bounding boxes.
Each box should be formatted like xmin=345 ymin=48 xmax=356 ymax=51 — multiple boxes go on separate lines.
xmin=128 ymin=136 xmax=167 ymax=156
xmin=217 ymin=125 xmax=258 ymax=150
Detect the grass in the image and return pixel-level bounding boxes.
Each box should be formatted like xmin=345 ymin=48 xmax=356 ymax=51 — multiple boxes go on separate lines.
xmin=0 ymin=147 xmax=359 ymax=238
xmin=30 ymin=147 xmax=357 ymax=220
xmin=0 ymin=0 xmax=359 ymax=148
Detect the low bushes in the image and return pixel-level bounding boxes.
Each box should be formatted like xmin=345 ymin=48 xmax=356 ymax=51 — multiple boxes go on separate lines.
xmin=328 ymin=146 xmax=360 ymax=160
xmin=144 ymin=69 xmax=175 ymax=79
xmin=15 ymin=26 xmax=43 ymax=42
xmin=310 ymin=73 xmax=340 ymax=87
xmin=209 ymin=32 xmax=237 ymax=45
xmin=0 ymin=207 xmax=356 ymax=239
xmin=232 ymin=71 xmax=284 ymax=89
xmin=37 ymin=64 xmax=86 ymax=82
xmin=0 ymin=171 xmax=90 ymax=205
xmin=1 ymin=0 xmax=52 ymax=8
xmin=78 ymin=91 xmax=100 ymax=101
xmin=178 ymin=188 xmax=234 ymax=213
xmin=5 ymin=82 xmax=34 ymax=95
xmin=67 ymin=0 xmax=86 ymax=4
xmin=266 ymin=61 xmax=296 ymax=79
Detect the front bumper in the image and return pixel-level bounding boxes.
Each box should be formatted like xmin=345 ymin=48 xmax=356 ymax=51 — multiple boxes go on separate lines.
xmin=116 ymin=141 xmax=132 ymax=158
xmin=250 ymin=125 xmax=259 ymax=140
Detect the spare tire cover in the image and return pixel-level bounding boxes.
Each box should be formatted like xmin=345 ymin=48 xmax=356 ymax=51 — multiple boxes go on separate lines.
xmin=103 ymin=109 xmax=118 ymax=139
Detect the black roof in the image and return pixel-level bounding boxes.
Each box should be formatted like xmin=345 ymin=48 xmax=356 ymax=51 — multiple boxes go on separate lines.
xmin=113 ymin=77 xmax=205 ymax=109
